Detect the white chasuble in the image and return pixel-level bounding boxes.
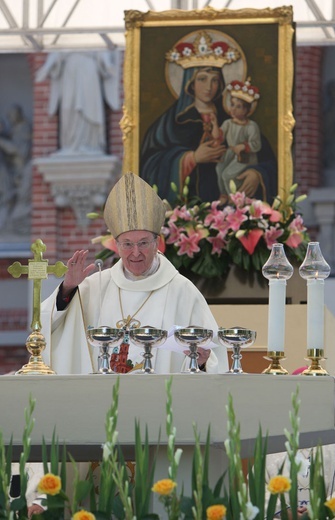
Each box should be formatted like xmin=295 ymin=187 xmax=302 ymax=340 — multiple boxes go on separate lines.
xmin=41 ymin=254 xmax=228 ymax=375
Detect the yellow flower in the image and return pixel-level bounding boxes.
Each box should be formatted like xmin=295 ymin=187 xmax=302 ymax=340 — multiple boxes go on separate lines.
xmin=206 ymin=504 xmax=227 ymax=520
xmin=267 ymin=475 xmax=291 ymax=494
xmin=325 ymin=497 xmax=335 ymax=513
xmin=152 ymin=478 xmax=177 ymax=496
xmin=72 ymin=511 xmax=96 ymax=520
xmin=37 ymin=473 xmax=62 ymax=495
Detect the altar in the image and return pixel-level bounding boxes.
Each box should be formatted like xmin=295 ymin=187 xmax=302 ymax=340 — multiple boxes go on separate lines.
xmin=1 ymin=374 xmax=334 ymax=482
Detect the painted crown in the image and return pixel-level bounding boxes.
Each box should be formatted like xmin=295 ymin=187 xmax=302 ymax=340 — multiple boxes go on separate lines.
xmin=166 ymin=31 xmax=240 ymax=69
xmin=227 ymin=78 xmax=260 ymax=104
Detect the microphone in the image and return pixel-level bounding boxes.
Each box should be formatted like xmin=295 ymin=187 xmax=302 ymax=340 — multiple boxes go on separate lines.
xmin=95 ymin=259 xmax=103 ymax=270
xmin=95 ymin=259 xmax=104 ymax=326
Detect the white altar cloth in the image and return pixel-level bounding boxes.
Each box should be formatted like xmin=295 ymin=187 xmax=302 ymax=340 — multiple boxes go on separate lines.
xmin=1 ymin=373 xmax=334 ymax=460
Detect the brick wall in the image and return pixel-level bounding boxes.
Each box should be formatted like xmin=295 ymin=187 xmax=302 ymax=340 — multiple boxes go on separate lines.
xmin=294 ymin=46 xmax=324 ymax=194
xmin=0 ymin=46 xmax=325 ymax=373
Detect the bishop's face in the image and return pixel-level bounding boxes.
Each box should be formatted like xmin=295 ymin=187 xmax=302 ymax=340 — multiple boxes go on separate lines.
xmin=116 ymin=230 xmax=159 ymax=276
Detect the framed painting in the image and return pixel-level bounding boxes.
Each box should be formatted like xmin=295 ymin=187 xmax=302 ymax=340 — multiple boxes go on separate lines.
xmin=121 ymin=6 xmax=295 ymax=206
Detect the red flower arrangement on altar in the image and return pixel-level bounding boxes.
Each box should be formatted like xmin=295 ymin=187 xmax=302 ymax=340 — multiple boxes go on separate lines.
xmin=89 ymin=182 xmax=310 ymax=280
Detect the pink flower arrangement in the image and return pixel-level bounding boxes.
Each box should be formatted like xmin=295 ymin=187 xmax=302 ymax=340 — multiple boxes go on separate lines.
xmin=161 ymin=184 xmax=309 ymax=278
xmin=89 ymin=183 xmax=309 ymax=280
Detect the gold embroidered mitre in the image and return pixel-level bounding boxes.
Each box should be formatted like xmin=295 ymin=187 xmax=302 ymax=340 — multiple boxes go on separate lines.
xmin=103 ymin=172 xmax=166 ymax=238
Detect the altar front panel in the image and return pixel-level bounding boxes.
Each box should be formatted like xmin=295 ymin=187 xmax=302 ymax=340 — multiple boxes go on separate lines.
xmin=1 ymin=374 xmax=334 ymax=460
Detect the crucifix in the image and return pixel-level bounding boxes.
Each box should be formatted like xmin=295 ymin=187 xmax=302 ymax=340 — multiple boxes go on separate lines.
xmin=7 ymin=238 xmax=68 ymax=375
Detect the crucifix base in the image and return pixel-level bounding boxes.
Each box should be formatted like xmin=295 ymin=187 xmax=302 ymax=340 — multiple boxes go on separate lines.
xmin=16 ymin=330 xmax=56 ymax=375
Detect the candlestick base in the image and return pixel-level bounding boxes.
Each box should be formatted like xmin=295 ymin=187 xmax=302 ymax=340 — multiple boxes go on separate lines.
xmin=16 ymin=330 xmax=56 ymax=375
xmin=300 ymin=348 xmax=329 ymax=376
xmin=262 ymin=351 xmax=288 ymax=375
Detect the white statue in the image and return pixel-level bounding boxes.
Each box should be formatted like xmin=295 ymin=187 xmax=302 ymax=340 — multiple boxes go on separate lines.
xmin=35 ymin=50 xmax=121 ymax=155
xmin=0 ymin=105 xmax=32 ymax=234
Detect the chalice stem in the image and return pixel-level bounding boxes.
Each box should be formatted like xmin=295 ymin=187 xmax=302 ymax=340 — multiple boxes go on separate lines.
xmin=230 ymin=345 xmax=243 ymax=373
xmin=188 ymin=345 xmax=199 ymax=373
xmin=143 ymin=345 xmax=154 ymax=373
xmin=98 ymin=344 xmax=112 ymax=373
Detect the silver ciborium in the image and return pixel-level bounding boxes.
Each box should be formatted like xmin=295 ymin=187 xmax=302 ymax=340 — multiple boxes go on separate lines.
xmin=87 ymin=326 xmax=125 ymax=374
xmin=129 ymin=327 xmax=167 ymax=374
xmin=174 ymin=326 xmax=213 ymax=373
xmin=218 ymin=326 xmax=256 ymax=374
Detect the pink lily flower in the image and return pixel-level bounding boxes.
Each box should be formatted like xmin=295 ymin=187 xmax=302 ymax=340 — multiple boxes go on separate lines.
xmin=288 ymin=215 xmax=306 ymax=233
xmin=177 ymin=233 xmax=201 ymax=258
xmin=102 ymin=236 xmax=119 ymax=254
xmin=207 ymin=235 xmax=226 ymax=255
xmin=165 ymin=222 xmax=185 ymax=244
xmin=230 ymin=191 xmax=247 ymax=208
xmin=226 ymin=209 xmax=248 ymax=231
xmin=264 ymin=227 xmax=284 ymax=249
xmin=286 ymin=232 xmax=303 ymax=248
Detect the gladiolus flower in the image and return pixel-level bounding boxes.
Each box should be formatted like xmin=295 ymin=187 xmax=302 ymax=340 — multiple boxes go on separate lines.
xmin=267 ymin=475 xmax=291 ymax=494
xmin=38 ymin=473 xmax=62 ymax=495
xmin=245 ymin=501 xmax=259 ymax=519
xmin=72 ymin=511 xmax=96 ymax=520
xmin=206 ymin=504 xmax=227 ymax=520
xmin=325 ymin=497 xmax=335 ymax=513
xmin=237 ymin=228 xmax=263 ymax=255
xmin=152 ymin=478 xmax=177 ymax=495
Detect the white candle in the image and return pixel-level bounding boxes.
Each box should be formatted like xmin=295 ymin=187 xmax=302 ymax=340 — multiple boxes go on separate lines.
xmin=267 ymin=278 xmax=287 ymax=351
xmin=307 ymin=278 xmax=324 ymax=349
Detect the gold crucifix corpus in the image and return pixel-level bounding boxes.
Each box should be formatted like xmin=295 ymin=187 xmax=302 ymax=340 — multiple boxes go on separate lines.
xmin=8 ymin=238 xmax=68 ymax=375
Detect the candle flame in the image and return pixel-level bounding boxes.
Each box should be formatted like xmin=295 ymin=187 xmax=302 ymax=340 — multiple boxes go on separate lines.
xmin=315 ymin=271 xmax=319 ymax=280
xmin=276 ymin=272 xmax=280 ymax=279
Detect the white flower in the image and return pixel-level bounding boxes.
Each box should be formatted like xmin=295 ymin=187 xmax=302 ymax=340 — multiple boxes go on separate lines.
xmin=102 ymin=441 xmax=112 ymax=461
xmin=168 ymin=434 xmax=175 ymax=450
xmin=171 ymin=51 xmax=180 ymax=61
xmin=244 ymin=502 xmax=260 ymax=520
xmin=174 ymin=448 xmax=183 ymax=465
xmin=227 ymin=50 xmax=236 ymax=59
xmin=224 ymin=438 xmax=232 ymax=455
xmin=182 ymin=47 xmax=192 ymax=57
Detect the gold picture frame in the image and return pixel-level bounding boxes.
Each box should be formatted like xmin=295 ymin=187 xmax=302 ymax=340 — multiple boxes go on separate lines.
xmin=121 ymin=6 xmax=295 ymax=205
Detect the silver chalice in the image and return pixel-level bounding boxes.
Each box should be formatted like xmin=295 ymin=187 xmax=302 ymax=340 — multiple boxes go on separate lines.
xmin=174 ymin=326 xmax=213 ymax=373
xmin=86 ymin=326 xmax=125 ymax=374
xmin=218 ymin=326 xmax=256 ymax=374
xmin=129 ymin=326 xmax=167 ymax=374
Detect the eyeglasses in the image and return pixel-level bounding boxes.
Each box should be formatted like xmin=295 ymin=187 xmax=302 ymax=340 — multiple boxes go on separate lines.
xmin=117 ymin=238 xmax=157 ymax=251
